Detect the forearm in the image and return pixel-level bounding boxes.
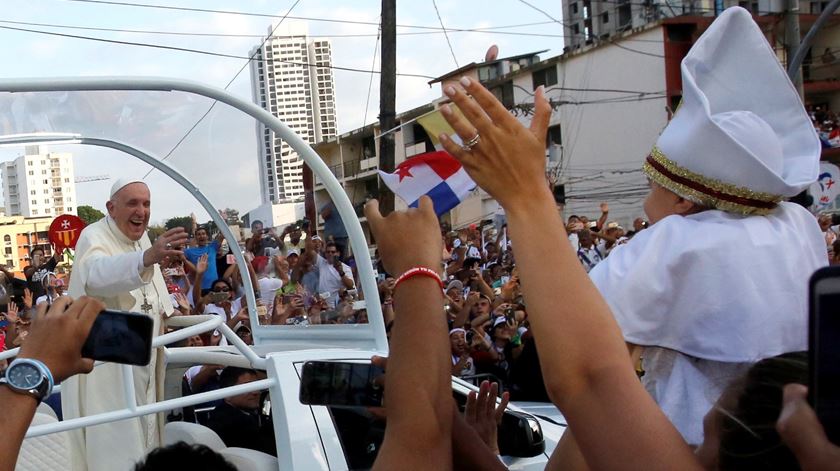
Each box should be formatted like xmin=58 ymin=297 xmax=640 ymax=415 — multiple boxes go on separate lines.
xmin=192 ymin=271 xmax=204 ymax=307
xmin=453 ymin=302 xmax=473 ymax=328
xmin=505 ymin=194 xmax=630 ymax=402
xmin=385 ymin=277 xmax=452 ymax=452
xmin=84 ymin=252 xmax=151 ymax=296
xmin=341 ymin=275 xmax=354 ymax=289
xmin=477 ymin=279 xmax=494 ymax=299
xmin=0 ymin=388 xmax=38 ymax=471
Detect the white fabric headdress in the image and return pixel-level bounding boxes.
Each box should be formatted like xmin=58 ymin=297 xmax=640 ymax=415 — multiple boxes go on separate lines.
xmin=109 ymin=178 xmax=146 ymax=198
xmin=644 ymin=7 xmax=820 ymax=215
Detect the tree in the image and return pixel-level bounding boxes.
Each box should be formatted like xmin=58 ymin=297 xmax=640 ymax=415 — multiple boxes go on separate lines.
xmin=147 ymin=225 xmax=166 ymax=243
xmin=77 ymin=205 xmax=105 ymax=225
xmin=164 ymin=216 xmax=193 ymax=234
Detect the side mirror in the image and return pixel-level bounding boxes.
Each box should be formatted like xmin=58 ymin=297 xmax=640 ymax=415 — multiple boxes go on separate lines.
xmin=497 ymin=409 xmax=545 ymax=457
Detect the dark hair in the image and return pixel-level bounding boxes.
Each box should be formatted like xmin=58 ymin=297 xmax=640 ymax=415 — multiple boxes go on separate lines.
xmin=218 ymin=366 xmax=258 ymax=389
xmin=134 ymin=442 xmax=236 ymax=471
xmin=717 ymin=351 xmax=807 ymax=470
xmin=251 ymin=219 xmax=263 ymax=229
xmin=30 ymin=247 xmax=44 ymax=257
xmin=212 ymin=279 xmax=232 ymax=292
xmin=195 ymin=226 xmax=209 ymax=235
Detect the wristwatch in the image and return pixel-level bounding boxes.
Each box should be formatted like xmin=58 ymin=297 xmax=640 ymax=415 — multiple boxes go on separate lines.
xmin=0 ymin=358 xmax=54 ymax=404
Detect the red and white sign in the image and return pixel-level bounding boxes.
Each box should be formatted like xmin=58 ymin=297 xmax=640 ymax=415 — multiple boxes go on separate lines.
xmin=49 ymin=214 xmax=86 ymax=253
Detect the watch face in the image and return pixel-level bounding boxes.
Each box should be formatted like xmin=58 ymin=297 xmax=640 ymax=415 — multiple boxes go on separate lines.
xmin=8 ymin=363 xmax=42 ymax=389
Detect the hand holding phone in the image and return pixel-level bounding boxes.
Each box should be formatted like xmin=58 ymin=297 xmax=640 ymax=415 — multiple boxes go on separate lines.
xmin=81 ymin=309 xmax=153 ymax=366
xmin=810 ymin=266 xmax=840 ymax=444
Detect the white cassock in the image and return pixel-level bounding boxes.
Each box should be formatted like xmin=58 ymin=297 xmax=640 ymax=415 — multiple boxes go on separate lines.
xmin=62 ymin=216 xmax=173 ymax=471
xmin=589 ymin=203 xmax=827 ymax=444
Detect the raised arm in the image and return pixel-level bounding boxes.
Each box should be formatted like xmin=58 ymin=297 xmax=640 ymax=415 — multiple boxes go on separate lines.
xmin=366 ymin=197 xmax=452 ymax=471
xmin=438 ymin=78 xmax=699 ymax=470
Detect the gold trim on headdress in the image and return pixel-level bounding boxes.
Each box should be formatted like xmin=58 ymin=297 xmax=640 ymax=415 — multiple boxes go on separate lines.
xmin=643 ymin=146 xmax=783 ymax=216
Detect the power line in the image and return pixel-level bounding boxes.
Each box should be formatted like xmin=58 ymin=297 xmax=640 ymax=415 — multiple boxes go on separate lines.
xmin=0 ymin=18 xmax=566 ymax=38
xmin=431 ymin=0 xmax=459 ymax=68
xmin=62 ymin=0 xmax=562 ymax=33
xmin=516 ymin=0 xmax=575 ymax=30
xmin=0 ymin=23 xmax=435 ymax=79
xmin=143 ymin=0 xmax=303 ymax=180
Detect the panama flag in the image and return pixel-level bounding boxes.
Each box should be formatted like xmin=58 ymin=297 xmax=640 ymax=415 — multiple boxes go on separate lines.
xmin=378 ymin=150 xmax=476 ymax=216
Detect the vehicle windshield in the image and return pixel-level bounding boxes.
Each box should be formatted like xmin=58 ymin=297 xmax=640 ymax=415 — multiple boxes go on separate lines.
xmin=0 ymin=86 xmax=382 ymax=347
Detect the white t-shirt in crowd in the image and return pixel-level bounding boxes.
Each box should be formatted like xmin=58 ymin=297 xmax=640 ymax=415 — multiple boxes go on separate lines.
xmin=316 ymin=255 xmax=353 ymax=307
xmin=202 ymin=296 xmax=242 ymax=322
xmin=257 ymin=277 xmax=284 ymax=306
xmin=452 ymin=354 xmax=476 ymax=377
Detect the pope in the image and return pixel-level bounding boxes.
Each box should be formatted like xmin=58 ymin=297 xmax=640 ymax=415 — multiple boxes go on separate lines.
xmin=62 ymin=179 xmax=188 ymax=471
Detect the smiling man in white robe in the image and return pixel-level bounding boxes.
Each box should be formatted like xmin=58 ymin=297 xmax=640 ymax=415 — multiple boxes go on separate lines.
xmin=62 ymin=179 xmax=189 ymax=471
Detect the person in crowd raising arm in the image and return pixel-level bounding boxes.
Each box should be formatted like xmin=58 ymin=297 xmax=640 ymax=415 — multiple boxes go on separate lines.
xmin=363 ymin=197 xmax=453 ymax=471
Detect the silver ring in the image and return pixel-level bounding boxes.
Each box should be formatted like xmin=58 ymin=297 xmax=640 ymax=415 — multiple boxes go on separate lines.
xmin=461 ymin=133 xmax=481 ymax=151
xmin=165 ymin=242 xmax=172 ymax=250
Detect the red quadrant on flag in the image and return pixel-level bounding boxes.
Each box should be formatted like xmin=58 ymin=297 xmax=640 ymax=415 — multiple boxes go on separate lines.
xmin=395 ymin=151 xmax=462 ymax=180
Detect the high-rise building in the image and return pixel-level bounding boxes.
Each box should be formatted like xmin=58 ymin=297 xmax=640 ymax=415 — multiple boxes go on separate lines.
xmin=1 ymin=145 xmax=77 ymax=218
xmin=250 ymin=23 xmax=338 ymax=204
xmin=560 ymin=0 xmax=803 ymax=50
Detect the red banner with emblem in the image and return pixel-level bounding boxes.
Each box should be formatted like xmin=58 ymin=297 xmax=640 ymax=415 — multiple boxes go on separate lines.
xmin=49 ymin=215 xmax=87 ymax=253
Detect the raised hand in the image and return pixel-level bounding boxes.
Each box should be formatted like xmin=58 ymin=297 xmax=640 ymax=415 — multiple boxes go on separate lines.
xmin=438 ymin=77 xmax=552 ymax=214
xmin=5 ymin=301 xmax=19 ymax=323
xmin=196 ymin=253 xmax=209 ymax=274
xmin=364 ymin=197 xmax=442 ymax=277
xmin=464 ymin=380 xmax=510 ymax=455
xmin=144 ymin=227 xmax=189 ymax=268
xmin=22 ymin=288 xmax=32 ymax=310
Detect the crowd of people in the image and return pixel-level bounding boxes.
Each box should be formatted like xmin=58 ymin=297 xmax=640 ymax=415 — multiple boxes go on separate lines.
xmin=4 ymin=7 xmax=840 ymax=471
xmin=809 ymin=104 xmax=840 ymax=149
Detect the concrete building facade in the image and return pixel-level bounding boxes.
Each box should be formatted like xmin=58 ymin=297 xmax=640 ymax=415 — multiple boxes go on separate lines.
xmin=250 ymin=24 xmax=337 ymax=204
xmin=1 ymin=145 xmax=77 ymax=218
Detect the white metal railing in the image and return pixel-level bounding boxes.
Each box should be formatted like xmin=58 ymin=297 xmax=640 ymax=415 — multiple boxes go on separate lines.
xmin=22 ymin=314 xmax=266 ymax=438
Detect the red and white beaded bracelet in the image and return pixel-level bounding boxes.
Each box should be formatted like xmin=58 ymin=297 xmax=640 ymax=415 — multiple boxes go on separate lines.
xmin=393 ymin=266 xmax=444 ymax=292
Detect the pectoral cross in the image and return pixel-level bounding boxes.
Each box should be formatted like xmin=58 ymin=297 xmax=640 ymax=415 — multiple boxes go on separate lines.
xmin=141 ymin=296 xmax=153 ymax=315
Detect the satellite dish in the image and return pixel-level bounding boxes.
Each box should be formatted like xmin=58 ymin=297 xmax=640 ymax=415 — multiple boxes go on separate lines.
xmin=485 ymin=45 xmax=499 ymax=62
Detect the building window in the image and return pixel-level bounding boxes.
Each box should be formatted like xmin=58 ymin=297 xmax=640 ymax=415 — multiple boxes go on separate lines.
xmin=573 ymin=23 xmax=580 ymax=35
xmin=490 ymin=82 xmax=515 ymax=109
xmin=547 ymin=125 xmax=562 ymax=146
xmin=532 ymin=67 xmax=558 ymax=89
xmin=5 ymin=260 xmax=12 ymax=268
xmin=28 ymin=171 xmax=34 ymax=176
xmin=3 ymin=235 xmax=10 ymax=243
xmin=31 ymin=199 xmax=36 ymax=204
xmin=67 ymin=207 xmax=73 ymax=212
xmin=32 ymin=210 xmax=38 ymax=215
xmin=571 ymin=2 xmax=579 ymax=14
xmin=4 ymin=247 xmax=11 ymax=255
xmin=602 ymin=11 xmax=609 ymax=23
xmin=30 ymin=190 xmax=36 ymax=195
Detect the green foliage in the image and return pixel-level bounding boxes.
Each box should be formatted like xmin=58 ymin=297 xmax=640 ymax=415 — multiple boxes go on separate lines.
xmin=164 ymin=216 xmax=193 ymax=234
xmin=77 ymin=205 xmax=105 ymax=225
xmin=147 ymin=225 xmax=166 ymax=243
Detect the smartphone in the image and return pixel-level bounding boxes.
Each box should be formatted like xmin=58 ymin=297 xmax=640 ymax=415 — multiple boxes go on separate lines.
xmin=81 ymin=310 xmax=154 ymax=366
xmin=226 ymin=254 xmax=235 ymax=265
xmin=809 ymin=266 xmax=840 ymax=444
xmin=299 ymin=361 xmax=384 ymax=408
xmin=256 ymin=304 xmax=268 ymax=318
xmin=208 ymin=292 xmax=229 ymax=303
xmin=500 ymin=275 xmax=511 ymax=285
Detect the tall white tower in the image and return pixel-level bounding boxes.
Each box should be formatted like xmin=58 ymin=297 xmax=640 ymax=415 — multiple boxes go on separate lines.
xmin=1 ymin=145 xmax=77 ymax=217
xmin=250 ymin=23 xmax=338 ymax=203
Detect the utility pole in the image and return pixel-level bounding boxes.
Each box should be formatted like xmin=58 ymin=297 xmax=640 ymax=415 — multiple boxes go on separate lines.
xmin=379 ymin=0 xmax=397 ymax=213
xmin=785 ymin=0 xmax=805 ymax=99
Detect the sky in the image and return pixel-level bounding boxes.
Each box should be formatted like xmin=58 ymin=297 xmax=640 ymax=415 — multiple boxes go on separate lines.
xmin=0 ymin=0 xmax=566 ymax=224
